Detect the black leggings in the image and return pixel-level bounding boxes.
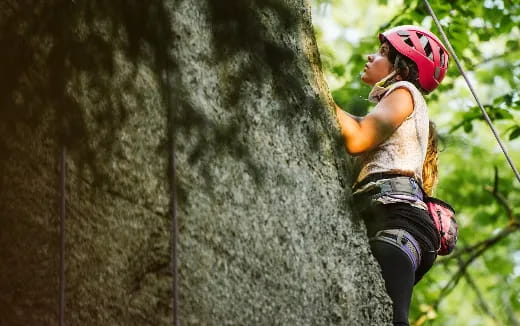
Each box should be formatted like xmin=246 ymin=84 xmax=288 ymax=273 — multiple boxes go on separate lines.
xmin=370 ymin=239 xmax=415 ymax=326
xmin=357 ymin=201 xmax=439 ymax=325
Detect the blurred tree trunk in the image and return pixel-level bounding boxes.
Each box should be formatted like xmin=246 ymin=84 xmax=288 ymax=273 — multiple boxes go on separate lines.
xmin=0 ymin=0 xmax=391 ymax=325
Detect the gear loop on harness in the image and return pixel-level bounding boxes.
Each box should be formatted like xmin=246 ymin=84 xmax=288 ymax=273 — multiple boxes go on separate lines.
xmin=370 ymin=228 xmax=422 ymax=272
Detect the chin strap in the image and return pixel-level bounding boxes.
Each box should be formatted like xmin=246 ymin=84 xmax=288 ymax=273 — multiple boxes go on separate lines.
xmin=393 ymin=56 xmax=400 ymax=70
xmin=368 ymin=71 xmax=398 ymax=103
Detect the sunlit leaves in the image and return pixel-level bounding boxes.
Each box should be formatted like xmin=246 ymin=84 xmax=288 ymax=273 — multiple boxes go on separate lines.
xmin=509 ymin=126 xmax=520 ymax=141
xmin=311 ymin=0 xmax=520 ymax=324
xmin=452 ymin=91 xmax=520 ymax=142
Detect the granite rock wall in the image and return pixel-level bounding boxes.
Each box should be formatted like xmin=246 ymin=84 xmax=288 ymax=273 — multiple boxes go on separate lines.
xmin=0 ymin=1 xmax=391 ymax=325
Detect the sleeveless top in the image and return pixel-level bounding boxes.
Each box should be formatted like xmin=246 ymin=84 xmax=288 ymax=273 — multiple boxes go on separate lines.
xmin=356 ymin=81 xmax=429 ymax=186
xmin=353 ymin=81 xmax=439 ymax=269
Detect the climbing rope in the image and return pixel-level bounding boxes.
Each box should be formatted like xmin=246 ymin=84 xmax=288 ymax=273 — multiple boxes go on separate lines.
xmin=59 ymin=145 xmax=66 ymax=326
xmin=164 ymin=48 xmax=179 ymax=326
xmin=168 ymin=86 xmax=180 ymax=326
xmin=423 ymin=0 xmax=520 ymax=184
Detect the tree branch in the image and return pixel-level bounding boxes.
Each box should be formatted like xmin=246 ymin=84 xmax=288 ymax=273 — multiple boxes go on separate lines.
xmin=438 ymin=168 xmax=517 ymax=264
xmin=502 ymin=292 xmax=520 ymax=326
xmin=413 ymin=170 xmax=518 ymax=324
xmin=462 ymin=257 xmax=498 ymax=322
xmin=469 ymin=52 xmax=520 ymax=70
xmin=484 ymin=166 xmax=514 ymax=222
xmin=384 ymin=2 xmax=413 ymax=29
xmin=437 ymin=222 xmax=520 ymax=264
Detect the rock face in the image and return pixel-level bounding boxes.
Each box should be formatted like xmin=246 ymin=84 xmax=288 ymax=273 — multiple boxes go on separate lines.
xmin=0 ymin=0 xmax=391 ymax=325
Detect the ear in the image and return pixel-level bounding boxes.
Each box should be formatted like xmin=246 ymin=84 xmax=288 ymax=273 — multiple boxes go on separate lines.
xmin=398 ymin=66 xmax=410 ymax=80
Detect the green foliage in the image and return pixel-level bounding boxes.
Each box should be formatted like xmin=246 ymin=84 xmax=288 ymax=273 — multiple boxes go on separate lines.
xmin=312 ymin=0 xmax=520 ymax=324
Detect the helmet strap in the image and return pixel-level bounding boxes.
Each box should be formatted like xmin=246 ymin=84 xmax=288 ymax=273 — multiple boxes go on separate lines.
xmin=368 ymin=71 xmax=398 ymax=103
xmin=393 ymin=56 xmax=400 ymax=69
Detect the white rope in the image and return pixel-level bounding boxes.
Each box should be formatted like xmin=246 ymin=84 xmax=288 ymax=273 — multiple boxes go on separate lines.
xmin=423 ymin=0 xmax=520 ymax=183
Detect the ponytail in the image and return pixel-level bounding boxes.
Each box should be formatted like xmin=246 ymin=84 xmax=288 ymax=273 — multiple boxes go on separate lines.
xmin=422 ymin=121 xmax=439 ymax=196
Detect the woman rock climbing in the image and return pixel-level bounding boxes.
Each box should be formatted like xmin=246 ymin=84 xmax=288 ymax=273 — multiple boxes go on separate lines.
xmin=334 ymin=25 xmax=449 ymax=326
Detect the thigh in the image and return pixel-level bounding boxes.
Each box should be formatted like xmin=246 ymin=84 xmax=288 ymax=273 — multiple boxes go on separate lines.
xmin=361 ymin=203 xmax=438 ymax=283
xmin=370 ymin=239 xmax=414 ymax=325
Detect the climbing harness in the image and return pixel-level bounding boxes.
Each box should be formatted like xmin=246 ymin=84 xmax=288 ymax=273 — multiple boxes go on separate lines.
xmin=370 ymin=229 xmax=422 ymax=272
xmin=353 ymin=175 xmax=458 ymax=256
xmin=423 ymin=0 xmax=520 ymax=184
xmin=352 ymin=175 xmax=426 ymax=212
xmin=59 ymin=145 xmax=66 ymax=326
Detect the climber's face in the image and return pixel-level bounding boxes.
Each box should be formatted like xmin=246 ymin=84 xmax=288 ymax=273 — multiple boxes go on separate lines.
xmin=361 ymin=43 xmax=394 ymax=86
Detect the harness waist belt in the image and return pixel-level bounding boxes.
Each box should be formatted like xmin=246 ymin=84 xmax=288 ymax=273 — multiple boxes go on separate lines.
xmin=353 ymin=176 xmax=424 ymax=201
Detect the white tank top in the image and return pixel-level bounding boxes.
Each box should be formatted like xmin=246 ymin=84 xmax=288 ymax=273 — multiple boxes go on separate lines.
xmin=356 ymin=81 xmax=429 ymax=185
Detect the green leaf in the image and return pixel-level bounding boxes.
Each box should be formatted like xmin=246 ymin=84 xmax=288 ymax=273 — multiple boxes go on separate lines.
xmin=495 ymin=108 xmax=513 ymax=120
xmin=463 ymin=120 xmax=473 ymax=133
xmin=312 ymin=2 xmax=520 ymax=321
xmin=331 ymin=64 xmax=346 ymax=77
xmin=496 ymin=93 xmax=514 ymax=106
xmin=509 ymin=126 xmax=520 ymax=140
xmin=499 ymin=16 xmax=514 ymax=33
xmin=479 ymin=30 xmax=492 ymax=42
xmin=506 ymin=40 xmax=519 ymax=51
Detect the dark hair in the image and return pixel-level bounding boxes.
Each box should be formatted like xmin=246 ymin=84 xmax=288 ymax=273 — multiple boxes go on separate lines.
xmin=382 ymin=41 xmax=428 ymax=94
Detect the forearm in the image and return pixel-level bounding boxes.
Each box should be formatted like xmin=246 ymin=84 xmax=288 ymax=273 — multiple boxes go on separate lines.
xmin=335 ymin=104 xmax=394 ymax=154
xmin=335 ymin=105 xmax=366 ymax=154
xmin=335 ymin=105 xmax=361 ymax=136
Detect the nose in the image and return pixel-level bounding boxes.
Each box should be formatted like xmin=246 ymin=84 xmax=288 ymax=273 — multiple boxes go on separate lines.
xmin=367 ymin=54 xmax=374 ymax=62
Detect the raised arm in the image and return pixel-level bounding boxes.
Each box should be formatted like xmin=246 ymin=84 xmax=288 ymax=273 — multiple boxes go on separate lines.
xmin=334 ymin=87 xmax=414 ymax=155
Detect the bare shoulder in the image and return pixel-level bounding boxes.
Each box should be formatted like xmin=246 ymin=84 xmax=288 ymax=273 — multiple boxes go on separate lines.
xmin=382 ymin=87 xmax=414 ymax=110
xmin=368 ymin=86 xmax=414 ymax=129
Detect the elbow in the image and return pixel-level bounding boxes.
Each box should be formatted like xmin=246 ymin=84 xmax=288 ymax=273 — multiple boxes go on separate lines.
xmin=345 ymin=145 xmax=365 ymax=156
xmin=344 ymin=139 xmax=370 ymax=156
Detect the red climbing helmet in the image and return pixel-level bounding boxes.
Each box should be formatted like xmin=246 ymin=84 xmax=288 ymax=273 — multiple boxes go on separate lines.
xmin=380 ymin=25 xmax=449 ymax=92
